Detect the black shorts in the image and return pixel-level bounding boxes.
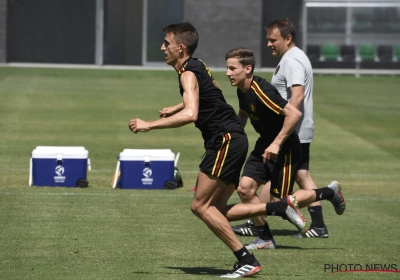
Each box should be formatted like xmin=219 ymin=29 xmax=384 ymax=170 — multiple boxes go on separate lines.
xmin=199 ymin=132 xmax=248 ymax=186
xmin=299 ymin=143 xmax=310 ymax=170
xmin=242 ymin=134 xmax=301 ymax=199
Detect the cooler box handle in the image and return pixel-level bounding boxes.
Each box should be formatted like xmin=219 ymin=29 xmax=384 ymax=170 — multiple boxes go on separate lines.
xmin=112 ymin=160 xmax=120 ymax=189
xmin=56 ymin=154 xmax=63 ymax=164
xmin=174 ymin=152 xmax=180 ymax=167
xmin=29 ymin=157 xmax=33 ymax=186
xmin=144 ymin=156 xmax=151 ymax=164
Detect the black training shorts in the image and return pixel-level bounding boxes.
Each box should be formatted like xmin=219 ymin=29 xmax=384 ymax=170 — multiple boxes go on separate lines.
xmin=298 ymin=143 xmax=310 ymax=170
xmin=199 ymin=132 xmax=248 ymax=186
xmin=242 ymin=134 xmax=301 ymax=199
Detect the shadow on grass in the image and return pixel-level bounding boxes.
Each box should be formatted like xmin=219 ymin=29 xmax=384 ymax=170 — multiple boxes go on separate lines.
xmin=275 ymin=245 xmax=344 ymax=250
xmin=271 ymin=229 xmax=299 ymax=236
xmin=165 ymin=266 xmax=228 ymax=276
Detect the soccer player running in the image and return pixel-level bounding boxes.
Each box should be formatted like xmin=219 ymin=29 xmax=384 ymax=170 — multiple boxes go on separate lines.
xmin=225 ymin=47 xmax=346 ymax=251
xmin=129 ymin=22 xmax=309 ymax=278
xmin=232 ymin=19 xmax=335 ymax=243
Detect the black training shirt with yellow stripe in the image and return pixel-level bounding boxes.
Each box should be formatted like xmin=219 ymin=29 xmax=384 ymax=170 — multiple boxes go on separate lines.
xmin=178 ymin=57 xmax=244 ymax=145
xmin=237 ymin=75 xmax=290 ymax=145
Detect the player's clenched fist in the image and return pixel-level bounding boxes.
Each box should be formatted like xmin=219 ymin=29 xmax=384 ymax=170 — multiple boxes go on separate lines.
xmin=262 ymin=142 xmax=279 ymax=164
xmin=128 ymin=118 xmax=151 ymax=134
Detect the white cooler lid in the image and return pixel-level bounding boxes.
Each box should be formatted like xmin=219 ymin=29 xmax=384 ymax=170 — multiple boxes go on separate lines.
xmin=119 ymin=149 xmax=175 ymax=161
xmin=31 ymin=146 xmax=89 ymax=159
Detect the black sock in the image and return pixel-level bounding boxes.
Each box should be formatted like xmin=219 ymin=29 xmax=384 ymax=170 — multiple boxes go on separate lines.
xmin=308 ymin=206 xmax=326 ymax=228
xmin=266 ymin=199 xmax=286 ymax=217
xmin=256 ymin=222 xmax=273 ymax=240
xmin=314 ymin=187 xmax=334 ymax=201
xmin=233 ymin=246 xmax=253 ymax=262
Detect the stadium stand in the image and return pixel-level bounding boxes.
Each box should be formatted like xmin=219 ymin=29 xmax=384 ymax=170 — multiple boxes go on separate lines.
xmin=358 ymin=44 xmax=400 ymax=69
xmin=313 ymin=44 xmax=344 ymax=69
xmin=306 ymin=44 xmax=321 ymax=61
xmin=306 ymin=44 xmax=400 ymax=70
xmin=321 ymin=44 xmax=340 ymax=61
xmin=306 ymin=44 xmax=324 ymax=68
xmin=395 ymin=45 xmax=400 ymax=61
xmin=389 ymin=45 xmax=400 ymax=69
xmin=377 ymin=45 xmax=394 ymax=62
xmin=340 ymin=45 xmax=356 ymax=62
xmin=358 ymin=44 xmax=378 ymax=69
xmin=359 ymin=44 xmax=376 ymax=61
xmin=339 ymin=45 xmax=356 ymax=68
xmin=375 ymin=45 xmax=398 ymax=69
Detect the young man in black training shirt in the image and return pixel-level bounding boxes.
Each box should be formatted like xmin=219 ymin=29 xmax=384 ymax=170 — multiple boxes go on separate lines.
xmin=129 ymin=23 xmax=311 ymax=278
xmin=225 ymin=47 xmax=346 ymax=251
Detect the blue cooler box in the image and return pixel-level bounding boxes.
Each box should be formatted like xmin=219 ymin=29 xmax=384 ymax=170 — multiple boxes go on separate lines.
xmin=30 ymin=146 xmax=90 ymax=187
xmin=115 ymin=149 xmax=175 ymax=189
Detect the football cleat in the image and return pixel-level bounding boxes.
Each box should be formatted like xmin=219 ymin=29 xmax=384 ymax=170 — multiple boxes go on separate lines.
xmin=245 ymin=238 xmax=276 ymax=250
xmin=327 ymin=181 xmax=346 ymax=215
xmin=231 ymin=220 xmax=259 ymax=237
xmin=284 ymin=195 xmax=308 ymax=236
xmin=292 ymin=226 xmax=329 ymax=238
xmin=220 ymin=255 xmax=261 ymax=278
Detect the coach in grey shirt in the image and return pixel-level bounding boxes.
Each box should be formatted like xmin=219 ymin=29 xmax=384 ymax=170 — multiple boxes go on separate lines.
xmin=270 ymin=44 xmax=314 ymax=143
xmin=264 ymin=19 xmax=328 ymax=238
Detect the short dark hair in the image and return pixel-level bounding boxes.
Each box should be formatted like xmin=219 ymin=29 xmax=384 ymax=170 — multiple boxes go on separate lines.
xmin=225 ymin=48 xmax=256 ymax=73
xmin=266 ymin=19 xmax=296 ymax=42
xmin=163 ymin=22 xmax=199 ymax=56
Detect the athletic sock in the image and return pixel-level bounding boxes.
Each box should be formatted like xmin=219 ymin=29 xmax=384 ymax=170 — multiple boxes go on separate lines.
xmin=256 ymin=222 xmax=273 ymax=240
xmin=314 ymin=187 xmax=334 ymax=201
xmin=233 ymin=246 xmax=253 ymax=262
xmin=266 ymin=199 xmax=286 ymax=217
xmin=308 ymin=206 xmax=326 ymax=228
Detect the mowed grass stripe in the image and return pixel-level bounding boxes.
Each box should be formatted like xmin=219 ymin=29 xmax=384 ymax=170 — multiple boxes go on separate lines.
xmin=313 ymin=75 xmax=400 ymax=160
xmin=312 ymin=114 xmax=400 ymax=189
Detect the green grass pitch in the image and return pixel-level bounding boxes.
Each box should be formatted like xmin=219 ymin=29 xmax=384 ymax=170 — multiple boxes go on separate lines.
xmin=0 ymin=66 xmax=399 ymax=279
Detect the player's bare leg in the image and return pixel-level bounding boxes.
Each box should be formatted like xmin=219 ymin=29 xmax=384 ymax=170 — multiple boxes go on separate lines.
xmin=236 ymin=177 xmax=266 ymax=226
xmin=191 ymin=171 xmax=263 ymax=278
xmin=235 ymin=177 xmax=276 ymax=249
xmin=296 ymin=170 xmax=320 ymax=207
xmin=291 ymin=181 xmax=345 ymax=215
xmin=190 ymin=171 xmax=246 ymax=252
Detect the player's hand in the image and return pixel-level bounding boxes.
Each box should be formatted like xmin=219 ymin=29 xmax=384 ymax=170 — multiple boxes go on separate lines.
xmin=129 ymin=118 xmax=151 ymax=134
xmin=262 ymin=143 xmax=280 ymax=164
xmin=159 ymin=107 xmax=176 ymax=118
